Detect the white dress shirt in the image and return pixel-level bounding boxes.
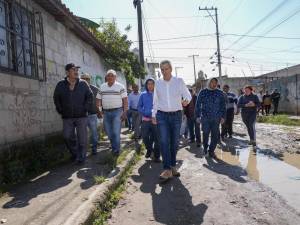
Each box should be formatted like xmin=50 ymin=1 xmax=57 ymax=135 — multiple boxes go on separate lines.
xmin=152 ymin=76 xmax=191 ymax=117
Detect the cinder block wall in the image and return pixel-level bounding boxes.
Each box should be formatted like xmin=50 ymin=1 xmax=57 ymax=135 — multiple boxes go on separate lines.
xmin=0 ymin=1 xmax=108 ymax=150
xmin=265 ymin=75 xmax=300 ymax=115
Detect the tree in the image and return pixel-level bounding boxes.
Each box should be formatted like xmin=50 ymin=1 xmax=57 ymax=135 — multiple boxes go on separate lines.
xmin=93 ymin=20 xmax=146 ymax=84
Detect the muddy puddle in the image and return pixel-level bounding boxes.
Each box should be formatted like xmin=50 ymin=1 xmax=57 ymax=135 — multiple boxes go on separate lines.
xmin=216 ymin=139 xmax=300 ymax=212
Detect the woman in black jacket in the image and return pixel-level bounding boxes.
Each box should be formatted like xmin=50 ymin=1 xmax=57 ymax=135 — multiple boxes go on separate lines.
xmin=237 ymin=86 xmax=260 ymax=147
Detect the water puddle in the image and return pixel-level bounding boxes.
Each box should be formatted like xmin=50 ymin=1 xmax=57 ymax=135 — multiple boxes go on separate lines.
xmin=215 ymin=139 xmax=300 ymax=212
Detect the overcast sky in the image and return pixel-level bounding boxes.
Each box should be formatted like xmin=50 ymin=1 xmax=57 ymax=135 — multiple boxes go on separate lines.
xmin=62 ymin=0 xmax=300 ymax=84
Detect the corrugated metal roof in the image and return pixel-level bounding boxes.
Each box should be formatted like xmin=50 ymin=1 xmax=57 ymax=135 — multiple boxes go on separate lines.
xmin=33 ymin=0 xmax=107 ymax=55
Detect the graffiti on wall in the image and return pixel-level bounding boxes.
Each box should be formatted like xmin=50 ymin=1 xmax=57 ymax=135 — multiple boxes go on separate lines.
xmin=8 ymin=95 xmax=41 ymax=134
xmin=81 ymin=72 xmax=127 ymax=88
xmin=90 ymin=74 xmax=104 ymax=88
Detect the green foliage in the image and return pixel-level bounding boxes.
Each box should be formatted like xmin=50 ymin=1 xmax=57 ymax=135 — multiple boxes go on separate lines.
xmin=116 ymin=148 xmax=131 ymax=165
xmin=91 ymin=151 xmax=141 ymax=225
xmin=94 ymin=20 xmax=146 ymax=84
xmin=94 ymin=176 xmax=107 ymax=185
xmin=257 ymin=114 xmax=300 ymax=126
xmin=0 ymin=135 xmax=67 ymax=187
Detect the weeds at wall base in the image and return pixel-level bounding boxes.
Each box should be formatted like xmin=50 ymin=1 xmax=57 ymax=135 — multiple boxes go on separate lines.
xmin=0 ymin=134 xmax=67 ymax=191
xmin=86 ymin=151 xmax=143 ymax=225
xmin=257 ymin=114 xmax=300 ymax=126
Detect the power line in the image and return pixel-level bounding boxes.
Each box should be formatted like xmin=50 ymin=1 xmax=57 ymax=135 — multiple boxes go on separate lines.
xmin=235 ymin=7 xmax=300 ymax=53
xmin=221 ymin=0 xmax=245 ymax=26
xmin=223 ymin=0 xmax=290 ymax=52
xmin=132 ymin=33 xmax=300 ymax=43
xmin=149 ymin=47 xmax=300 ymax=54
xmin=223 ymin=33 xmax=300 ymax=40
xmin=86 ymin=16 xmax=206 ymax=20
xmin=132 ymin=33 xmax=216 ymax=42
xmin=142 ymin=5 xmax=156 ymax=63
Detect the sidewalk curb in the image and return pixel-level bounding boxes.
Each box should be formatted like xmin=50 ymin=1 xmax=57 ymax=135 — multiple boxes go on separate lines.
xmin=63 ymin=149 xmax=137 ymax=225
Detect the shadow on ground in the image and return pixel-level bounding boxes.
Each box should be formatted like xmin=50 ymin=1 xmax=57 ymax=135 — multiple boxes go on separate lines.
xmin=2 ymin=149 xmax=112 ymax=209
xmin=132 ymin=160 xmax=208 ymax=225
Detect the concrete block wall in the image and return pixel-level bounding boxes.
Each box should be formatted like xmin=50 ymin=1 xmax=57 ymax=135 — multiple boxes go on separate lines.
xmin=0 ymin=0 xmax=111 ymax=150
xmin=265 ymin=75 xmax=300 ymax=115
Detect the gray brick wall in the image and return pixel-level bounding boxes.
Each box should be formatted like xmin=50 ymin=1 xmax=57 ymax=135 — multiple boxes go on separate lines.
xmin=0 ymin=0 xmax=114 ymax=149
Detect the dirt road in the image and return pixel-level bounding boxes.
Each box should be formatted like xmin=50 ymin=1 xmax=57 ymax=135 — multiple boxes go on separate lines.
xmin=108 ymin=121 xmax=300 ymax=225
xmin=234 ymin=117 xmax=300 ymax=154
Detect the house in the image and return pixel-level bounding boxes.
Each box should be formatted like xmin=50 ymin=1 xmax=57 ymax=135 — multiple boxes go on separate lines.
xmin=0 ymin=0 xmax=124 ymax=154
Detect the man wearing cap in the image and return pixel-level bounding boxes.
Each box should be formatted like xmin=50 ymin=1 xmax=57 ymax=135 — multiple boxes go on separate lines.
xmin=152 ymin=60 xmax=191 ymax=181
xmin=81 ymin=73 xmax=100 ymax=155
xmin=96 ymin=69 xmax=128 ymax=156
xmin=53 ymin=63 xmax=93 ymax=163
xmin=195 ymin=77 xmax=226 ymax=159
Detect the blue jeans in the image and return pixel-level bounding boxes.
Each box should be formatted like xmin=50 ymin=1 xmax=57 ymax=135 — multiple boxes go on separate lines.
xmin=88 ymin=114 xmax=98 ymax=153
xmin=141 ymin=121 xmax=160 ymax=159
xmin=156 ymin=111 xmax=182 ymax=169
xmin=201 ymin=118 xmax=220 ymax=152
xmin=127 ymin=110 xmax=132 ymax=130
xmin=103 ymin=108 xmax=123 ymax=153
xmin=63 ymin=117 xmax=88 ymax=162
xmin=187 ymin=116 xmax=201 ymax=143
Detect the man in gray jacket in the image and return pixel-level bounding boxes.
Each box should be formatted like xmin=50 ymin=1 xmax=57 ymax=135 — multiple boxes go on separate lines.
xmin=53 ymin=63 xmax=93 ymax=163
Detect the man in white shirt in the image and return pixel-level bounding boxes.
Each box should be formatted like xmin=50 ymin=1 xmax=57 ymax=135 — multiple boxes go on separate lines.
xmin=96 ymin=69 xmax=128 ymax=156
xmin=152 ymin=60 xmax=191 ymax=180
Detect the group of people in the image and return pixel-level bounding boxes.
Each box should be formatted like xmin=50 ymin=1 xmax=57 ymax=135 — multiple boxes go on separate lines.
xmin=53 ymin=60 xmax=279 ymax=181
xmin=256 ymin=89 xmax=281 ymax=115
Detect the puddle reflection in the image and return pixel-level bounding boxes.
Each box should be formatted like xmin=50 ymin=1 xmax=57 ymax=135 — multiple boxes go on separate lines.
xmin=215 ymin=140 xmax=300 ymax=212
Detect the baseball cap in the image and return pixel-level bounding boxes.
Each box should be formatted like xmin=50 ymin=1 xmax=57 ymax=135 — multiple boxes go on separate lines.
xmin=65 ymin=63 xmax=80 ymax=71
xmin=81 ymin=73 xmax=91 ymax=80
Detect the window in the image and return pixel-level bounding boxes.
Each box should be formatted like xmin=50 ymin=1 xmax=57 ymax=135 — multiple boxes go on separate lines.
xmin=0 ymin=0 xmax=45 ymax=80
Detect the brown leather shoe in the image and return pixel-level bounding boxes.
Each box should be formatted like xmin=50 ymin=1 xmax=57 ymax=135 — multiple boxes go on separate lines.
xmin=159 ymin=169 xmax=173 ymax=180
xmin=171 ymin=167 xmax=180 ymax=177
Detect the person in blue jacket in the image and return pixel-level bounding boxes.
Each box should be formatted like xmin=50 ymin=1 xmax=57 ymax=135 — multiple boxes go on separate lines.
xmin=237 ymin=85 xmax=260 ymax=147
xmin=137 ymin=78 xmax=161 ymax=162
xmin=195 ymin=78 xmax=226 ymax=158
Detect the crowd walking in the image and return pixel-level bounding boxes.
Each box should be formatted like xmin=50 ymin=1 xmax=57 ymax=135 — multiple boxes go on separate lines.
xmin=53 ymin=60 xmax=282 ymax=181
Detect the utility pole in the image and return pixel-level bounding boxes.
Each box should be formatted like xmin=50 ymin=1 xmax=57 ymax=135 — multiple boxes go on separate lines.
xmin=188 ymin=55 xmax=199 ymax=84
xmin=133 ymin=0 xmax=145 ymax=68
xmin=199 ymin=7 xmax=222 ymax=79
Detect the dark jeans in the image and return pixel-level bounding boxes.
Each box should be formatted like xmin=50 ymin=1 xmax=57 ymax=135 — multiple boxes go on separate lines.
xmin=63 ymin=117 xmax=88 ymax=162
xmin=103 ymin=108 xmax=122 ymax=153
xmin=265 ymin=105 xmax=271 ymax=115
xmin=201 ymin=118 xmax=220 ymax=152
xmin=187 ymin=117 xmax=201 ymax=143
xmin=273 ymin=102 xmax=279 ymax=115
xmin=156 ymin=111 xmax=182 ymax=169
xmin=141 ymin=121 xmax=160 ymax=159
xmin=241 ymin=112 xmax=256 ymax=141
xmin=221 ymin=108 xmax=234 ymax=137
xmin=131 ymin=109 xmax=142 ymax=139
xmin=127 ymin=110 xmax=132 ymax=130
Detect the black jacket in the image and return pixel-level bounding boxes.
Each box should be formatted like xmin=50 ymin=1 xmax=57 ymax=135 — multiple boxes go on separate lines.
xmin=89 ymin=84 xmax=100 ymax=115
xmin=53 ymin=78 xmax=93 ymax=118
xmin=237 ymin=93 xmax=260 ymax=115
